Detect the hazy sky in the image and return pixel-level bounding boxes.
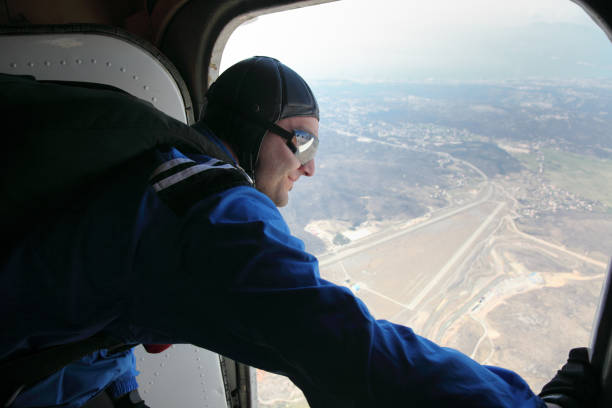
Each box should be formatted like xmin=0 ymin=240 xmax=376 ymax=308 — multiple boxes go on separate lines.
xmin=220 ymin=0 xmax=612 ymax=81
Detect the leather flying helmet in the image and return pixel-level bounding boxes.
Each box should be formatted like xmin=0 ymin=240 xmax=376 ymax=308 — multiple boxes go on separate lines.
xmin=201 ymin=56 xmax=319 ymax=178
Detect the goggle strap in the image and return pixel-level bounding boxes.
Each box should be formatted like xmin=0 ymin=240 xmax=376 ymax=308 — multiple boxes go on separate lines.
xmin=267 ymin=122 xmax=296 ymax=141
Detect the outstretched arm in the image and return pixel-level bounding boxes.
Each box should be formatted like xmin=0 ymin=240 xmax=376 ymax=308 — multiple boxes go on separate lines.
xmin=129 ymin=186 xmax=546 ymax=407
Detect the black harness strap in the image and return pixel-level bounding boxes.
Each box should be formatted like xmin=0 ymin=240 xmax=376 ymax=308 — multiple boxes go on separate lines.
xmin=150 ymin=155 xmax=253 ymax=215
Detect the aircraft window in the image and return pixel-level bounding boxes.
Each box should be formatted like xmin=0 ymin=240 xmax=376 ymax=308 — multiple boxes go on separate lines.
xmin=221 ymin=0 xmax=612 ymax=406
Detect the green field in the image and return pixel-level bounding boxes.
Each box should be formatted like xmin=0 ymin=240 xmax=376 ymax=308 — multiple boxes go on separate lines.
xmin=516 ymin=148 xmax=612 ymax=209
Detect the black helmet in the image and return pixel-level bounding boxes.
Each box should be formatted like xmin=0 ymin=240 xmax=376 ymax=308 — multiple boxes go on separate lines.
xmin=200 ymin=56 xmax=319 ymax=178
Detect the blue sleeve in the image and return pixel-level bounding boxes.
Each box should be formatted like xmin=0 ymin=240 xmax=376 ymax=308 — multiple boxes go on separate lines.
xmin=130 ymin=186 xmax=546 ymax=408
xmin=105 ymin=349 xmax=139 ymax=398
xmin=11 ymin=349 xmax=138 ymax=408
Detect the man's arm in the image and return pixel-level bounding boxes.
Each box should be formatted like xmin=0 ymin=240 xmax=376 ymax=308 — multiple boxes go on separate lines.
xmin=129 ymin=186 xmax=546 ymax=407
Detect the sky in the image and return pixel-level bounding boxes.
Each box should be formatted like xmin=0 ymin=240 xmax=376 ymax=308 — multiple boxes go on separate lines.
xmin=220 ymin=0 xmax=612 ymax=82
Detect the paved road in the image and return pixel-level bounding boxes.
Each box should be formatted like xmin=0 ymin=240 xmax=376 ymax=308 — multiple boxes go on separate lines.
xmin=407 ymin=201 xmax=507 ymax=309
xmin=319 ymin=183 xmax=494 ymax=268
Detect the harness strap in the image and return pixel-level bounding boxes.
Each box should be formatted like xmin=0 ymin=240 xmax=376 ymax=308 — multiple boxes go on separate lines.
xmin=150 ymin=155 xmax=252 ymax=215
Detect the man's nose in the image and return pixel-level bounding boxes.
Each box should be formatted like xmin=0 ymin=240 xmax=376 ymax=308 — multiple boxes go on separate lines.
xmin=300 ymin=159 xmax=315 ymax=177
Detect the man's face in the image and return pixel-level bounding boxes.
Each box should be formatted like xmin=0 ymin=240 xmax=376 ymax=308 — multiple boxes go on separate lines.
xmin=254 ymin=116 xmax=319 ymax=207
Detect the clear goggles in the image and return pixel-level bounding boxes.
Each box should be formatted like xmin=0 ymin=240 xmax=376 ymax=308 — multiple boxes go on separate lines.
xmin=271 ymin=126 xmax=319 ymax=165
xmin=213 ymin=99 xmax=319 ymax=165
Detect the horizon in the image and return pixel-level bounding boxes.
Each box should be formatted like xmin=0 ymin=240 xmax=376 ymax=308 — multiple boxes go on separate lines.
xmin=220 ymin=0 xmax=612 ymax=82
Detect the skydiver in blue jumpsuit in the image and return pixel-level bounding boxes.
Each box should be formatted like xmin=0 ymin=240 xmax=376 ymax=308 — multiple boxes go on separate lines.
xmin=0 ymin=57 xmax=597 ymax=408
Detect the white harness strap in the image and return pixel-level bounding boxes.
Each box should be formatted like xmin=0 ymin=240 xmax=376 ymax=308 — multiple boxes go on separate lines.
xmin=149 ymin=157 xmax=195 ymax=179
xmin=151 ymin=158 xmax=236 ymax=193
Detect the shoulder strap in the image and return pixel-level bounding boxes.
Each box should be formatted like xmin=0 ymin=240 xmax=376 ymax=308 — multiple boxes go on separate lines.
xmin=150 ymin=155 xmax=253 ymax=215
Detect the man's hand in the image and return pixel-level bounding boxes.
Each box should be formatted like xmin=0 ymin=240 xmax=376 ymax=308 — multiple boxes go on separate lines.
xmin=113 ymin=390 xmax=150 ymax=408
xmin=539 ymin=347 xmax=600 ymax=408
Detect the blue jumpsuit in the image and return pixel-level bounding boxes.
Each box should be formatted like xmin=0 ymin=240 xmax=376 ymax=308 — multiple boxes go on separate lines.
xmin=1 ymin=144 xmax=546 ymax=407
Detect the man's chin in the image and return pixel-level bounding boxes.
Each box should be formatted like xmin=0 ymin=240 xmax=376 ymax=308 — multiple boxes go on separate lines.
xmin=275 ymin=193 xmax=289 ymax=208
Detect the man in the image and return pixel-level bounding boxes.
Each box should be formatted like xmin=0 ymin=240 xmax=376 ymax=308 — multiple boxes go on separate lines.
xmin=0 ymin=57 xmax=596 ymax=407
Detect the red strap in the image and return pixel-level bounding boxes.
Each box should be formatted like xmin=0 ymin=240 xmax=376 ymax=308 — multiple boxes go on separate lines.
xmin=143 ymin=344 xmax=171 ymax=353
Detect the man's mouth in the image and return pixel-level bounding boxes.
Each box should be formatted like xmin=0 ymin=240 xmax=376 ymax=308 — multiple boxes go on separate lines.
xmin=288 ymin=176 xmax=297 ymax=190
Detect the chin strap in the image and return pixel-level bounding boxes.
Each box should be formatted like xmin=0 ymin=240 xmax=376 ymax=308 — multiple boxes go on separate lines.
xmin=249 ymin=153 xmax=257 ymax=187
